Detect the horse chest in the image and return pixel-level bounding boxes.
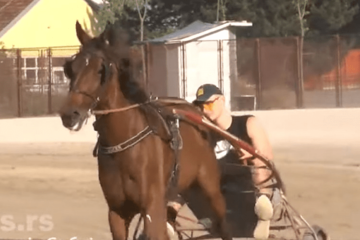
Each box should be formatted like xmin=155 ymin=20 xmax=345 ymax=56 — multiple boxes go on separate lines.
xmin=98 ymin=156 xmax=142 ymax=205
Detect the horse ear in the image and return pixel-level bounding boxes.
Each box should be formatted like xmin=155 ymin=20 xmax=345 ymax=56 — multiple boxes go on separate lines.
xmin=98 ymin=21 xmax=111 ymax=46
xmin=109 ymin=62 xmax=117 ymax=73
xmin=76 ymin=20 xmax=91 ymax=45
xmin=104 ymin=25 xmax=130 ymax=47
xmin=101 ymin=27 xmax=111 ymax=46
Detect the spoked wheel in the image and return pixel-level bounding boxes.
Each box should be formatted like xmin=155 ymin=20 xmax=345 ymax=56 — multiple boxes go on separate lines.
xmin=302 ymin=225 xmax=329 ymax=240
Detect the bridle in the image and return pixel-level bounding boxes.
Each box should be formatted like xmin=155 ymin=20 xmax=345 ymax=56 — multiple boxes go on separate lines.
xmin=71 ymin=86 xmax=150 ymax=116
xmin=66 ymin=53 xmax=187 ymax=118
xmin=67 ymin=53 xmax=147 ymax=117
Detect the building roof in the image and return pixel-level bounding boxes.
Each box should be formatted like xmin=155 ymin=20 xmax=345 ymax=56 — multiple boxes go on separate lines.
xmin=0 ymin=0 xmax=101 ymax=39
xmin=83 ymin=0 xmax=101 ymax=13
xmin=146 ymin=20 xmax=252 ymax=44
xmin=0 ymin=0 xmax=40 ymax=38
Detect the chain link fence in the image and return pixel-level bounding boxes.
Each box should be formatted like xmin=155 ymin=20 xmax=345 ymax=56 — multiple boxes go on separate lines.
xmin=0 ymin=46 xmax=79 ymax=118
xmin=1 ymin=34 xmax=360 ymax=119
xmin=146 ymin=34 xmax=360 ymax=111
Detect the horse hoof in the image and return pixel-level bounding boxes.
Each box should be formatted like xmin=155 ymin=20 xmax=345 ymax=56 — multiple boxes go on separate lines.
xmin=303 ymin=224 xmax=330 ymax=240
xmin=137 ymin=233 xmax=148 ymax=240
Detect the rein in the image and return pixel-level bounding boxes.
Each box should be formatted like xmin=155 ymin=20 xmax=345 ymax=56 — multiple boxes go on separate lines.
xmin=90 ymin=98 xmax=191 ymax=115
xmin=91 ymin=102 xmax=143 ymax=115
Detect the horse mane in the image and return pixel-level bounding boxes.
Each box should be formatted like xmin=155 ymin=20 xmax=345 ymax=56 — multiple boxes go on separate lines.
xmin=67 ymin=22 xmax=148 ymax=106
xmin=117 ymin=53 xmax=149 ymax=105
xmin=96 ymin=24 xmax=149 ymax=105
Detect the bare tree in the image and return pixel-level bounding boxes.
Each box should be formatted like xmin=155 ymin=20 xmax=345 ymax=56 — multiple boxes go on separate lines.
xmin=134 ymin=0 xmax=149 ymax=88
xmin=134 ymin=0 xmax=148 ymax=41
xmin=293 ymin=0 xmax=309 ymax=107
xmin=216 ymin=0 xmax=226 ymax=22
xmin=88 ymin=0 xmax=150 ymax=87
xmin=86 ymin=0 xmax=128 ymax=36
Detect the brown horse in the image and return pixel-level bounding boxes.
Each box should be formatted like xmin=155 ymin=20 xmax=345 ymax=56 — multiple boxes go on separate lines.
xmin=58 ymin=21 xmax=233 ymax=240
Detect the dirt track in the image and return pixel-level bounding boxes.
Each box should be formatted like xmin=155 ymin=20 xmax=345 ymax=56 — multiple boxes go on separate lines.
xmin=0 ymin=142 xmax=359 ymax=240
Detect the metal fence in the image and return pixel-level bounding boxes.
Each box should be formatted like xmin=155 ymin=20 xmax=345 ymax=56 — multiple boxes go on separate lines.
xmin=0 ymin=34 xmax=360 ymax=119
xmin=0 ymin=46 xmax=79 ymax=118
xmin=145 ymin=34 xmax=360 ymax=111
xmin=231 ymin=34 xmax=360 ymax=110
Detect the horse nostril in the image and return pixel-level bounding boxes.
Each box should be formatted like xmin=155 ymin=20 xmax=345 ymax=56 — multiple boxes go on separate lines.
xmin=73 ymin=110 xmax=80 ymax=117
xmin=60 ymin=109 xmax=82 ymax=128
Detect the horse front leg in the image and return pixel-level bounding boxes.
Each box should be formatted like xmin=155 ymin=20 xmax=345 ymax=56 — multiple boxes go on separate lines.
xmin=140 ymin=163 xmax=169 ymax=240
xmin=98 ymin=159 xmax=132 ymax=240
xmin=109 ymin=209 xmax=128 ymax=240
xmin=141 ymin=191 xmax=169 ymax=240
xmin=197 ymin=164 xmax=233 ymax=240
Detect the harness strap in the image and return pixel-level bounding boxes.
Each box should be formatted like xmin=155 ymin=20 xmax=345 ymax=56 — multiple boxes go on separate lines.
xmin=95 ymin=126 xmax=153 ymax=155
xmin=166 ymin=116 xmax=183 ymax=201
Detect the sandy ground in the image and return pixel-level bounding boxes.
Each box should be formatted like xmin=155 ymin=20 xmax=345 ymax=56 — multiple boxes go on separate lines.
xmin=0 ymin=142 xmax=359 ymax=240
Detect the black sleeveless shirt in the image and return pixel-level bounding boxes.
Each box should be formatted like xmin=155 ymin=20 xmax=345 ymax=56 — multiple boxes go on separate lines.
xmin=227 ymin=115 xmax=253 ymax=145
xmin=212 ymin=114 xmax=258 ymax=236
xmin=213 ymin=114 xmax=254 ymax=166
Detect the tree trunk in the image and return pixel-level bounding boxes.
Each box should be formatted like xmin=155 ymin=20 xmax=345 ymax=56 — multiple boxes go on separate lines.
xmin=296 ymin=0 xmax=306 ymax=108
xmin=135 ymin=0 xmax=148 ymax=90
xmin=140 ymin=20 xmax=147 ymax=89
xmin=298 ymin=36 xmax=304 ymax=108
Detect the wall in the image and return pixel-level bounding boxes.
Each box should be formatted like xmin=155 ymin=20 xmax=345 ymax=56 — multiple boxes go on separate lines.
xmin=0 ymin=0 xmax=93 ymax=51
xmin=234 ymin=108 xmax=360 ymax=148
xmin=166 ymin=44 xmax=181 ymax=97
xmin=184 ymin=40 xmax=219 ymax=102
xmin=0 ymin=108 xmax=358 ymax=146
xmin=182 ymin=29 xmax=236 ymax=107
xmin=0 ymin=115 xmax=97 ymax=143
xmin=222 ymin=40 xmax=235 ymax=111
xmin=198 ymin=29 xmax=230 ymax=41
xmin=148 ymin=44 xmax=168 ymax=97
xmin=148 ymin=43 xmax=181 ymax=99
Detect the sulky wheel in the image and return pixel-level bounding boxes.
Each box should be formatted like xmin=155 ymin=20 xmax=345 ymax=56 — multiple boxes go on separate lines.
xmin=302 ymin=224 xmax=329 ymax=240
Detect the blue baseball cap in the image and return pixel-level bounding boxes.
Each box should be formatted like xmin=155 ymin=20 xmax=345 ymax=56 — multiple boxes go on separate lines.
xmin=194 ymin=84 xmax=223 ymax=102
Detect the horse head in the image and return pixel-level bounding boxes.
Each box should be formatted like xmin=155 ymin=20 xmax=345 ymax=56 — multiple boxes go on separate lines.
xmin=59 ymin=21 xmax=146 ymax=131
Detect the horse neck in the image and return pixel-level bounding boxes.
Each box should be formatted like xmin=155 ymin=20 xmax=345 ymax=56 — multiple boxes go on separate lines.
xmin=95 ymin=92 xmax=148 ymax=147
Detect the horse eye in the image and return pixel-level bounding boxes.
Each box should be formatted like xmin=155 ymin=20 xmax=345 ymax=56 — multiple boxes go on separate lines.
xmin=98 ymin=65 xmax=103 ymax=74
xmin=63 ymin=61 xmax=73 ymax=79
xmin=99 ymin=64 xmax=107 ymax=84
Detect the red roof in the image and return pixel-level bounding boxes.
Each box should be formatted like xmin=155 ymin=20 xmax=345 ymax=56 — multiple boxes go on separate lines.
xmin=0 ymin=0 xmax=36 ymax=34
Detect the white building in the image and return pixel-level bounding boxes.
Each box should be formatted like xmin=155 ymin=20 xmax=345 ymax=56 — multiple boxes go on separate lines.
xmin=146 ymin=20 xmax=252 ymax=110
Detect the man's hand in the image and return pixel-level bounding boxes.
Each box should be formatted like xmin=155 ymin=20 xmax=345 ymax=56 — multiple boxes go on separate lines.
xmin=239 ymin=148 xmax=253 ymax=160
xmin=234 ymin=148 xmax=255 ymax=165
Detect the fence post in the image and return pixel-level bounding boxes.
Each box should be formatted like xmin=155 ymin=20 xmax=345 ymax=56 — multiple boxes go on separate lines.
xmin=335 ymin=35 xmax=342 ymax=108
xmin=48 ymin=48 xmax=52 ymax=114
xmin=145 ymin=42 xmax=150 ymax=92
xmin=16 ymin=49 xmax=22 ymax=117
xmin=218 ymin=40 xmax=224 ymax=92
xmin=181 ymin=43 xmax=187 ymax=99
xmin=296 ymin=36 xmax=304 ymax=108
xmin=255 ymin=38 xmax=262 ymax=110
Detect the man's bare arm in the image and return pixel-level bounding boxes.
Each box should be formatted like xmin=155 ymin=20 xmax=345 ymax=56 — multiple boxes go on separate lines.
xmin=239 ymin=116 xmax=273 ymax=161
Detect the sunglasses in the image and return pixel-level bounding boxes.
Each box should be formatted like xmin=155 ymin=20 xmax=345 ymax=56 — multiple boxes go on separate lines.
xmin=200 ymin=97 xmax=220 ymax=111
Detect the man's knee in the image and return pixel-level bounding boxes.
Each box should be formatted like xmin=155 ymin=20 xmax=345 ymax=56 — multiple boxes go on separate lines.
xmin=167 ymin=196 xmax=185 ymax=223
xmin=167 ymin=194 xmax=185 ymax=211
